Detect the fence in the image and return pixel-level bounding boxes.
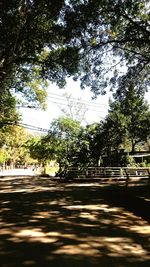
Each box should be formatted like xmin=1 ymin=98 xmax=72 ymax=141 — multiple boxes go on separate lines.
xmin=64 ymin=167 xmax=150 ymax=187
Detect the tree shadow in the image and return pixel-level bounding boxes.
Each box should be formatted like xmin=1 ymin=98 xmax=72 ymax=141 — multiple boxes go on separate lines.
xmin=0 ymin=177 xmax=150 ymax=267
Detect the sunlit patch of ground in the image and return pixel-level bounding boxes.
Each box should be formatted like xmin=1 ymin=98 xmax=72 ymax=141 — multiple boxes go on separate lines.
xmin=53 ymin=236 xmax=149 ymax=260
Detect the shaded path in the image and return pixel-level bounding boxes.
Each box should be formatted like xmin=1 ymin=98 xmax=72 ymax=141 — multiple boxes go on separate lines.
xmin=0 ymin=176 xmax=150 ymax=267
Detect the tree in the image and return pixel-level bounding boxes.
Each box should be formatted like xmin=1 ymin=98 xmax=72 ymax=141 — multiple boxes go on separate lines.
xmin=0 ymin=0 xmax=64 ymax=111
xmin=0 ymin=91 xmax=20 ymax=147
xmin=27 ymin=117 xmax=82 ymax=173
xmin=1 ymin=0 xmax=150 ymax=98
xmin=64 ymin=0 xmax=150 ymax=95
xmin=27 ymin=135 xmax=54 ymax=172
xmin=97 ymin=118 xmax=126 ymax=166
xmin=0 ymin=125 xmax=32 ymax=168
xmin=44 ymin=117 xmax=82 ymax=172
xmin=73 ymin=123 xmax=102 ymax=167
xmin=111 ymin=83 xmax=150 ymax=152
xmin=0 ymin=147 xmax=7 ymax=168
xmin=6 ymin=126 xmax=28 ymax=168
xmin=95 ymin=83 xmax=150 ymax=166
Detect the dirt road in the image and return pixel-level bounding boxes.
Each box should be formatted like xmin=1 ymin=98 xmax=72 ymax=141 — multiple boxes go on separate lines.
xmin=0 ymin=175 xmax=150 ymax=267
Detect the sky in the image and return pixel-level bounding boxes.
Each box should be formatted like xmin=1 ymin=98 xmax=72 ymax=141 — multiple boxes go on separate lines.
xmin=19 ymin=78 xmax=150 ymax=133
xmin=19 ymin=78 xmax=113 ymax=131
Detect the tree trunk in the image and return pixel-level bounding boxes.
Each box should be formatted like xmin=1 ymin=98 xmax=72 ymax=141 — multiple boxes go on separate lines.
xmin=131 ymin=140 xmax=136 ymax=153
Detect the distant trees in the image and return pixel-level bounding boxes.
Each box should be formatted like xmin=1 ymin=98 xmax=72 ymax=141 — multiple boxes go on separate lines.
xmin=27 ymin=135 xmax=53 ymax=174
xmin=27 ymin=117 xmax=82 ymax=172
xmin=0 ymin=126 xmax=33 ymax=168
xmin=90 ymin=84 xmax=150 ymax=166
xmin=1 ymin=80 xmax=149 ymax=171
xmin=72 ymin=123 xmax=102 ymax=167
xmin=26 ymin=83 xmax=150 ymax=170
xmin=104 ymin=84 xmax=150 ymax=153
xmin=0 ymin=147 xmax=7 ymax=168
xmin=47 ymin=117 xmax=82 ymax=172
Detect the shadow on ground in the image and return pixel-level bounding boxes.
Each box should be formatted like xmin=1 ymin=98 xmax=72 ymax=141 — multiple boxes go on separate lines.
xmin=0 ymin=176 xmax=150 ymax=267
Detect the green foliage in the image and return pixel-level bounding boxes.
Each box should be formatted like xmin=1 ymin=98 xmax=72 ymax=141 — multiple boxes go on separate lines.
xmin=50 ymin=116 xmax=81 ymax=137
xmin=125 ymin=155 xmax=137 ymax=167
xmin=0 ymin=0 xmax=64 ymax=108
xmin=27 ymin=136 xmax=48 ymax=164
xmin=0 ymin=91 xmax=20 ymax=147
xmin=0 ymin=91 xmax=19 ymax=123
xmin=48 ymin=117 xmax=82 ymax=170
xmin=26 ymin=82 xmax=150 ymax=169
xmin=1 ymin=0 xmax=150 ymax=98
xmin=73 ymin=123 xmax=102 ymax=167
xmin=5 ymin=127 xmax=30 ymax=166
xmin=0 ymin=148 xmax=7 ymax=164
xmin=89 ymin=83 xmax=150 ymax=166
xmin=26 ymin=104 xmax=150 ymax=169
xmin=0 ymin=125 xmax=33 ymax=167
xmin=14 ymin=49 xmax=49 ymax=109
xmin=109 ymin=83 xmax=150 ymax=152
xmin=27 ymin=117 xmax=82 ymax=171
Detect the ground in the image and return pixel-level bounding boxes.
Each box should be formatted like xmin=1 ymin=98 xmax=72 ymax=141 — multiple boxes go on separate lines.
xmin=0 ymin=171 xmax=150 ymax=267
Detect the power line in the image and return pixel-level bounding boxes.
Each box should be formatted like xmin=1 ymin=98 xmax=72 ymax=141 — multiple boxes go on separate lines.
xmin=15 ymin=93 xmax=108 ymax=130
xmin=18 ymin=122 xmax=49 ymax=132
xmin=0 ymin=121 xmax=49 ymax=133
xmin=47 ymin=97 xmax=108 ymax=110
xmin=47 ymin=99 xmax=107 ymax=114
xmin=16 ymin=99 xmax=108 ymax=114
xmin=47 ymin=92 xmax=109 ymax=108
xmin=16 ymin=94 xmax=109 ymax=110
xmin=47 ymin=91 xmax=108 ymax=104
xmin=16 ymin=105 xmax=35 ymax=109
xmin=16 ymin=93 xmax=109 ymax=113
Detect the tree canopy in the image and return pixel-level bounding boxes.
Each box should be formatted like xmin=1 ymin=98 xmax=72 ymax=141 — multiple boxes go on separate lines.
xmin=1 ymin=0 xmax=150 ymax=100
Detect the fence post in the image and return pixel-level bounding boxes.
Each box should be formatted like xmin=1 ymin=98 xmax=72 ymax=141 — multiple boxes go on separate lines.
xmin=147 ymin=169 xmax=150 ymax=186
xmin=124 ymin=168 xmax=129 ymax=188
xmin=120 ymin=167 xmax=122 ymax=178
